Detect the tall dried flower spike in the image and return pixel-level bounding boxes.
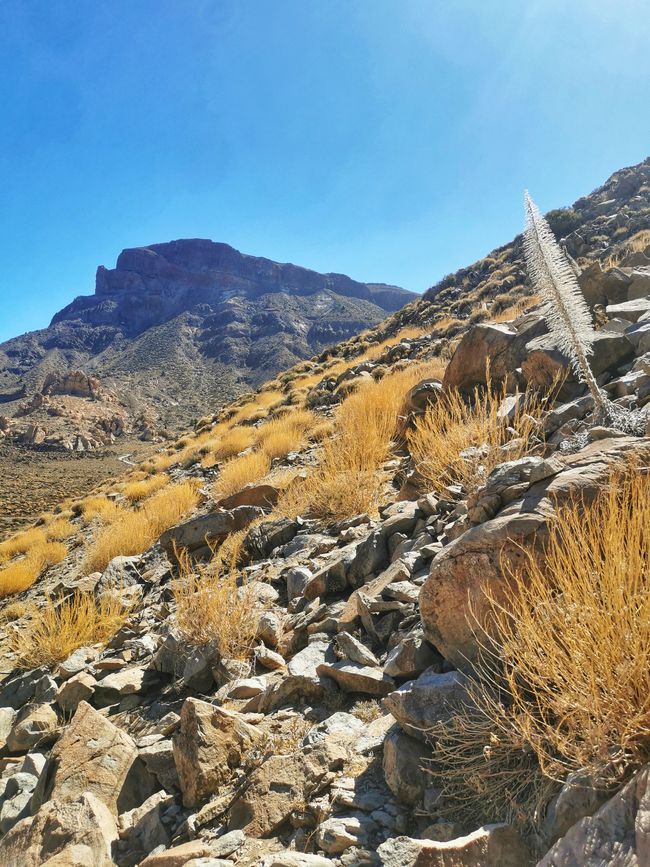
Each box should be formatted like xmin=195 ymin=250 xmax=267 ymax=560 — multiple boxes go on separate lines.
xmin=523 ymin=191 xmax=607 ymax=418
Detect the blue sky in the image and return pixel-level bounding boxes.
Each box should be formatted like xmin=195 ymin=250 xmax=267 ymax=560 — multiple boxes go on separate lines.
xmin=1 ymin=0 xmax=650 ymax=342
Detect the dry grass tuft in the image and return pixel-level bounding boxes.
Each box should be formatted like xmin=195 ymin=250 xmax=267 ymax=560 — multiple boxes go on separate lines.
xmin=122 ymin=474 xmax=169 ymax=503
xmin=213 ymin=451 xmax=272 ymax=500
xmin=280 ymin=361 xmax=443 ymax=520
xmin=256 ymin=409 xmax=315 ymax=459
xmin=407 ymin=382 xmax=544 ymax=496
xmin=0 ymin=532 xmax=68 ymax=597
xmin=478 ymin=465 xmax=650 ymax=786
xmin=431 ymin=465 xmax=650 ymax=837
xmin=80 ymin=495 xmax=125 ymax=524
xmin=490 ymin=295 xmax=540 ymax=323
xmin=84 ymin=481 xmax=200 ymax=572
xmin=11 ymin=590 xmax=131 ymax=669
xmin=427 ymin=697 xmax=557 ymax=837
xmin=44 ymin=517 xmax=76 ymax=541
xmin=172 ymin=551 xmax=259 ymax=658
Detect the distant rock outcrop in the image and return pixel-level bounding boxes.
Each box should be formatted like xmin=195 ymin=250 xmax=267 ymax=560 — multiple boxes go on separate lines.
xmin=0 ymin=241 xmax=413 ymax=432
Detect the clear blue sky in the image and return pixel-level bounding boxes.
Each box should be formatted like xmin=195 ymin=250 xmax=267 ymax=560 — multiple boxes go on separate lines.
xmin=2 ymin=0 xmax=650 ymax=342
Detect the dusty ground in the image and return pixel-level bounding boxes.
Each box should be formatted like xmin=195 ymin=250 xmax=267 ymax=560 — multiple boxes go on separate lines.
xmin=0 ymin=439 xmax=156 ymax=535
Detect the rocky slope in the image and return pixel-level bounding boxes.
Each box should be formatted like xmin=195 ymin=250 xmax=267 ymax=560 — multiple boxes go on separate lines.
xmin=0 ymin=241 xmax=413 ymax=439
xmin=0 ymin=160 xmax=650 ymax=866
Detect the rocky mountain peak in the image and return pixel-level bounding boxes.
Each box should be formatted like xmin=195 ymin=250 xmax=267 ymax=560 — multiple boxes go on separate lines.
xmin=52 ymin=239 xmax=411 ymax=337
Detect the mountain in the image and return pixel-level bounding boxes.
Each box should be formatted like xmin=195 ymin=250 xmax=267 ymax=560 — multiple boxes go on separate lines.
xmin=1 ymin=161 xmax=650 ymax=866
xmin=0 ymin=240 xmax=413 ymax=438
xmin=387 ymin=156 xmax=650 ymax=335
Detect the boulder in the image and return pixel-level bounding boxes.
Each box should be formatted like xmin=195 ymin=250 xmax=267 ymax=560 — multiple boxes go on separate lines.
xmin=317 ymin=661 xmax=395 ymax=696
xmin=420 ymin=438 xmax=650 ymax=668
xmin=0 ymin=793 xmax=118 ymax=867
xmin=606 ymin=297 xmax=650 ymax=322
xmin=538 ymin=764 xmax=650 ymax=866
xmin=55 ymin=672 xmax=97 ymax=714
xmin=228 ymin=742 xmax=340 ymax=837
xmin=216 ymin=482 xmax=280 ymax=510
xmin=384 ymin=628 xmax=442 ymax=679
xmin=172 ymin=698 xmax=260 ymax=807
xmin=261 ymin=854 xmax=335 ymax=867
xmin=6 ymin=703 xmax=58 ymax=752
xmin=384 ymin=669 xmax=472 ymax=741
xmin=139 ymin=739 xmax=180 ymax=793
xmin=383 ymin=728 xmax=429 ymax=804
xmin=242 ymin=517 xmax=300 ymax=560
xmin=376 ymin=824 xmax=530 ymax=866
xmin=316 ymin=813 xmax=373 ymax=854
xmin=579 ymin=263 xmax=631 ymax=308
xmin=159 ymin=506 xmax=263 ymax=556
xmin=139 ymin=840 xmax=218 ymax=867
xmin=38 ymin=701 xmax=137 ymax=815
xmin=443 ymin=323 xmax=533 ymax=394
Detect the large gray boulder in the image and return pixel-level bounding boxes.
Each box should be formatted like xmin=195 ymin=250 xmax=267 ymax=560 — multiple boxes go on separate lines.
xmin=538 ymin=764 xmax=650 ymax=866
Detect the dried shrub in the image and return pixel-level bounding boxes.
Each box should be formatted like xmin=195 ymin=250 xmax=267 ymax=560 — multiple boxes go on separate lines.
xmin=80 ymin=495 xmax=125 ymax=524
xmin=280 ymin=361 xmax=443 ymax=520
xmin=0 ymin=540 xmax=68 ymax=597
xmin=427 ymin=696 xmax=557 ymax=837
xmin=122 ymin=474 xmax=169 ymax=503
xmin=481 ymin=465 xmax=650 ymax=786
xmin=213 ymin=451 xmax=272 ymax=500
xmin=172 ymin=551 xmax=260 ymax=658
xmin=256 ymin=409 xmax=315 ymax=459
xmin=432 ymin=465 xmax=650 ymax=837
xmin=84 ymin=481 xmax=200 ymax=572
xmin=11 ymin=590 xmax=130 ymax=669
xmin=407 ymin=381 xmax=544 ymax=496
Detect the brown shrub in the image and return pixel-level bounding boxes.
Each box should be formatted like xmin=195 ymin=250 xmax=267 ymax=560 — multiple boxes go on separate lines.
xmin=407 ymin=381 xmax=544 ymax=496
xmin=11 ymin=590 xmax=131 ymax=669
xmin=84 ymin=481 xmax=200 ymax=572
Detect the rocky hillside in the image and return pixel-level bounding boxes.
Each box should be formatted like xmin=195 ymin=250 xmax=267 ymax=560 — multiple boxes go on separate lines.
xmin=0 ymin=240 xmax=413 ymax=439
xmin=0 ymin=160 xmax=649 ymax=866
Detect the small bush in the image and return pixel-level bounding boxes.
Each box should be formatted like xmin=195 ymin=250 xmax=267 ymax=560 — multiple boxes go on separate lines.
xmin=84 ymin=481 xmax=200 ymax=572
xmin=213 ymin=451 xmax=272 ymax=500
xmin=122 ymin=474 xmax=169 ymax=503
xmin=80 ymin=495 xmax=125 ymax=524
xmin=172 ymin=552 xmax=259 ymax=658
xmin=433 ymin=465 xmax=650 ymax=837
xmin=480 ymin=466 xmax=650 ymax=786
xmin=0 ymin=540 xmax=68 ymax=597
xmin=427 ymin=697 xmax=557 ymax=837
xmin=407 ymin=381 xmax=544 ymax=496
xmin=11 ymin=590 xmax=130 ymax=669
xmin=280 ymin=361 xmax=443 ymax=520
xmin=44 ymin=517 xmax=76 ymax=541
xmin=256 ymin=409 xmax=315 ymax=459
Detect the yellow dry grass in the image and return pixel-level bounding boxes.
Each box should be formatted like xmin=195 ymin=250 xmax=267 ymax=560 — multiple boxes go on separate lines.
xmin=122 ymin=474 xmax=169 ymax=503
xmin=407 ymin=382 xmax=544 ymax=496
xmin=490 ymin=295 xmax=540 ymax=323
xmin=279 ymin=361 xmax=444 ymax=520
xmin=230 ymin=389 xmax=284 ymax=424
xmin=213 ymin=451 xmax=272 ymax=500
xmin=0 ymin=540 xmax=68 ymax=598
xmin=172 ymin=551 xmax=259 ymax=658
xmin=256 ymin=409 xmax=315 ymax=459
xmin=84 ymin=481 xmax=200 ymax=572
xmin=80 ymin=495 xmax=125 ymax=524
xmin=11 ymin=590 xmax=131 ymax=669
xmin=44 ymin=517 xmax=76 ymax=540
xmin=477 ymin=465 xmax=650 ymax=786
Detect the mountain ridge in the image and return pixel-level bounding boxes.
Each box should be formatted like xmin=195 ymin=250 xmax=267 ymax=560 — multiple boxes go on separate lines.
xmin=0 ymin=241 xmax=414 ymax=439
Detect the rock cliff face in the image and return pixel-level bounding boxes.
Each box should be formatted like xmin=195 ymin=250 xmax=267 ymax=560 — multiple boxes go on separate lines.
xmin=0 ymin=241 xmax=412 ymax=432
xmin=52 ymin=240 xmax=411 ymax=338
